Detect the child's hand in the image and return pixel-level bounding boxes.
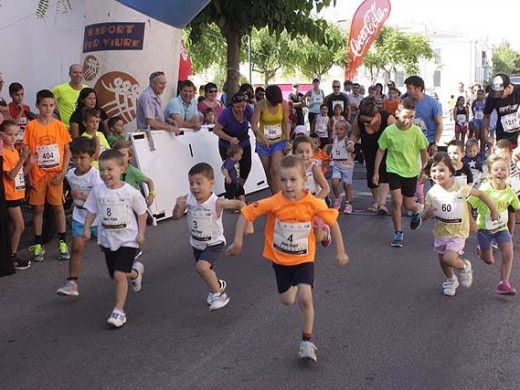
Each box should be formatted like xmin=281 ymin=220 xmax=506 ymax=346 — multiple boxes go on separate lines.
xmin=176 ymin=194 xmax=187 ymax=209
xmin=20 ymin=145 xmax=30 ymax=160
xmin=491 ymin=210 xmax=500 ymax=222
xmin=136 ymin=235 xmax=145 ymax=246
xmin=51 ymin=172 xmax=65 ymax=185
xmin=225 ymin=177 xmax=232 ymax=184
xmin=83 ymin=229 xmax=91 ymax=241
xmin=145 ymin=195 xmax=154 ymax=206
xmin=336 ymin=251 xmax=349 ymax=266
xmin=226 ymin=241 xmax=242 ymax=256
xmin=422 ymin=206 xmax=436 ymax=220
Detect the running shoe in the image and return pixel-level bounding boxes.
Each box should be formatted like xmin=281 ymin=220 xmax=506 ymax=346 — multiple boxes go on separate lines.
xmin=57 ymin=240 xmax=70 ymax=261
xmin=343 ymin=203 xmax=353 ymax=214
xmin=29 ymin=244 xmax=45 ymax=262
xmin=410 ymin=204 xmax=424 ymax=231
xmin=443 ymin=276 xmax=459 ymax=297
xmin=298 ymin=340 xmax=317 ymax=362
xmin=207 ymin=279 xmax=227 ymax=305
xmin=13 ymin=257 xmax=31 ymax=270
xmin=131 ymin=262 xmax=144 ymax=292
xmin=57 ymin=280 xmax=79 ymax=297
xmin=107 ymin=309 xmax=127 ymax=328
xmin=390 ymin=231 xmax=404 ymax=248
xmin=459 ymin=259 xmax=473 ymax=288
xmin=497 ymin=281 xmax=517 ymax=295
xmin=333 ymin=197 xmax=343 ymax=210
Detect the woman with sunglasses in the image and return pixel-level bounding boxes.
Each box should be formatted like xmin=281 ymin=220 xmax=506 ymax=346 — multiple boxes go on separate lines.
xmin=197 ymin=82 xmax=224 ymax=121
xmin=348 ymin=96 xmax=396 ymax=214
xmin=213 ymin=93 xmax=254 ymax=199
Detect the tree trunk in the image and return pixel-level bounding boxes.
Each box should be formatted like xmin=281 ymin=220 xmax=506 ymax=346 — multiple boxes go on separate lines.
xmin=224 ymin=27 xmax=242 ymax=101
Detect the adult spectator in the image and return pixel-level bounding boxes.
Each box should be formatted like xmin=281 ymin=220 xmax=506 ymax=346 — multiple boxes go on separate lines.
xmin=288 ymin=83 xmax=305 ymax=126
xmin=251 ymin=84 xmax=290 ymax=194
xmin=325 ymin=80 xmax=351 ymax=121
xmin=165 ymin=80 xmax=201 ymax=131
xmin=197 ymin=82 xmax=224 ymax=121
xmin=348 ymin=97 xmax=396 ymax=214
xmin=52 ymin=64 xmax=88 ymax=128
xmin=69 ymin=88 xmax=109 ymax=138
xmin=348 ymin=83 xmax=364 ymax=125
xmin=386 ymin=80 xmax=396 ymax=95
xmin=239 ymin=83 xmax=256 ymax=110
xmin=304 ymin=78 xmax=325 ymax=126
xmin=404 ymin=75 xmax=443 ymax=155
xmin=136 ymin=71 xmax=179 ymax=133
xmin=213 ymin=92 xmax=254 ymax=196
xmin=255 ymin=86 xmax=265 ymax=102
xmin=342 ymin=80 xmax=353 ymax=97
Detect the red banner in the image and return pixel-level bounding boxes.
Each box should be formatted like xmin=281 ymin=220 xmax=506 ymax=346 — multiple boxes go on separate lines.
xmin=345 ymin=0 xmax=391 ymax=80
xmin=178 ymin=42 xmax=192 ymax=80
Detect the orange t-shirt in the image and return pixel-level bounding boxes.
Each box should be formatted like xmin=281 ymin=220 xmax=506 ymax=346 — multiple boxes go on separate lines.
xmin=2 ymin=147 xmax=25 ymax=201
xmin=312 ymin=149 xmax=331 ymax=174
xmin=23 ymin=118 xmax=71 ymax=181
xmin=382 ymin=99 xmax=399 ymax=115
xmin=241 ymin=191 xmax=339 ymax=266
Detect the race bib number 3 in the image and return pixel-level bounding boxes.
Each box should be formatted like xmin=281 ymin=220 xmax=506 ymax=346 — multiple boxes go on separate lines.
xmin=37 ymin=144 xmax=60 ymax=169
xmin=273 ymin=219 xmax=311 ymax=255
xmin=189 ymin=208 xmax=212 ymax=241
xmin=100 ymin=199 xmax=127 ymax=229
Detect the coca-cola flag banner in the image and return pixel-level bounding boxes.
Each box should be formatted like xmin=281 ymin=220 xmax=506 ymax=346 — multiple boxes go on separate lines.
xmin=178 ymin=42 xmax=192 ymax=80
xmin=345 ymin=0 xmax=391 ymax=80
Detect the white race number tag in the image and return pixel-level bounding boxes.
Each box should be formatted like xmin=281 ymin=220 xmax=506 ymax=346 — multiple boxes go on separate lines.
xmin=37 ymin=144 xmax=60 ymax=169
xmin=189 ymin=208 xmax=212 ymax=241
xmin=264 ymin=125 xmax=282 ymax=140
xmin=432 ymin=194 xmax=464 ymax=224
xmin=100 ymin=199 xmax=127 ymax=229
xmin=273 ymin=219 xmax=310 ymax=255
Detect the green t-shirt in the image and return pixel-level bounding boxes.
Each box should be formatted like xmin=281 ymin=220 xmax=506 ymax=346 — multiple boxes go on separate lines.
xmin=377 ymin=123 xmax=429 ymax=178
xmin=107 ymin=134 xmax=126 ymax=147
xmin=467 ymin=180 xmax=520 ymax=231
xmin=81 ymin=131 xmax=111 ymax=168
xmin=51 ymin=82 xmax=88 ymax=128
xmin=122 ymin=164 xmax=147 ymax=190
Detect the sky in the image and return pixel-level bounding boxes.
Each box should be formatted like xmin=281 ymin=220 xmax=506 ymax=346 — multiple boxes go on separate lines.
xmin=319 ymin=0 xmax=520 ymax=50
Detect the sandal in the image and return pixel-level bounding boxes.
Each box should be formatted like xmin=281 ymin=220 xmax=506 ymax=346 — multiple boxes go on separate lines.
xmin=367 ymin=202 xmax=378 ymax=212
xmin=378 ymin=204 xmax=389 ymax=215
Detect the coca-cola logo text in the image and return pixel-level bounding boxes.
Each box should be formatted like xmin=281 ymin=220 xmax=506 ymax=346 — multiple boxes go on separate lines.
xmin=349 ymin=1 xmax=389 ymax=58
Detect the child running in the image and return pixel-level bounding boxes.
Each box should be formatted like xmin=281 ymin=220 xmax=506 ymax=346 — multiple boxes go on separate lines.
xmin=2 ymin=120 xmax=32 ymax=270
xmin=83 ymin=150 xmax=148 ymax=328
xmin=57 ymin=138 xmax=103 ymax=296
xmin=447 ymin=140 xmax=473 ymax=186
xmin=172 ymin=162 xmax=249 ymax=311
xmin=373 ymin=97 xmax=429 ymax=247
xmin=463 ymin=138 xmax=486 ymax=184
xmin=453 ymin=96 xmax=469 ymax=144
xmin=467 ymin=154 xmax=520 ymax=295
xmin=423 ymin=152 xmax=499 ymax=297
xmin=226 ymin=155 xmax=349 ymax=362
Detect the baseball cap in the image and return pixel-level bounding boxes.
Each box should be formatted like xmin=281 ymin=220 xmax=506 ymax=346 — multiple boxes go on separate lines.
xmin=490 ymin=73 xmax=510 ymax=98
xmin=312 ymin=78 xmax=320 ymax=83
xmin=292 ymin=83 xmax=299 ymax=87
xmin=294 ymin=125 xmax=308 ymax=136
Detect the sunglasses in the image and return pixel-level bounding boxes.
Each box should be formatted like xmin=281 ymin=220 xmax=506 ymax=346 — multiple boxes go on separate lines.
xmin=333 ymin=85 xmax=341 ymax=89
xmin=208 ymin=89 xmax=218 ymax=93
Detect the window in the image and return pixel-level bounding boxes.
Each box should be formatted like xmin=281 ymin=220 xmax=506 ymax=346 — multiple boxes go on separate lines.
xmin=433 ymin=70 xmax=441 ymax=88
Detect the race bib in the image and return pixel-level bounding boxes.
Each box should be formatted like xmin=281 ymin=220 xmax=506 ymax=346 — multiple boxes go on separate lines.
xmin=456 ymin=114 xmax=467 ymax=125
xmin=453 ymin=175 xmax=467 ymax=186
xmin=315 ymin=123 xmax=328 ymax=137
xmin=509 ymin=172 xmax=520 ymax=194
xmin=189 ymin=208 xmax=212 ymax=241
xmin=432 ymin=194 xmax=464 ymax=224
xmin=100 ymin=198 xmax=127 ymax=229
xmin=414 ymin=118 xmax=427 ymax=134
xmin=474 ymin=111 xmax=483 ymax=120
xmin=312 ymin=95 xmax=323 ymax=105
xmin=332 ymin=142 xmax=348 ymax=160
xmin=264 ymin=125 xmax=282 ymax=140
xmin=37 ymin=144 xmax=60 ymax=169
xmin=14 ymin=170 xmax=25 ymax=191
xmin=305 ymin=170 xmax=317 ymax=194
xmin=500 ymin=110 xmax=520 ymax=133
xmin=273 ymin=219 xmax=311 ymax=255
xmin=485 ymin=210 xmax=508 ymax=232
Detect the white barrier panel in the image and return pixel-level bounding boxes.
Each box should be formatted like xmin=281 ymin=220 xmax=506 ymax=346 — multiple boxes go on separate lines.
xmin=130 ymin=126 xmax=268 ymax=222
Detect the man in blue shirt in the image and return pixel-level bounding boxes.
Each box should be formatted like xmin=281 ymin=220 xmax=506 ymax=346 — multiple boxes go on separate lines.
xmin=165 ymin=80 xmax=201 ymax=131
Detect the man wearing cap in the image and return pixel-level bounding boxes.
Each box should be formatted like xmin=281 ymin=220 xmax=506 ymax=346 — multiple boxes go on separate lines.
xmin=325 ymin=80 xmax=351 ymax=122
xmin=483 ymin=73 xmax=520 ymax=147
xmin=288 ymin=83 xmax=305 ymax=126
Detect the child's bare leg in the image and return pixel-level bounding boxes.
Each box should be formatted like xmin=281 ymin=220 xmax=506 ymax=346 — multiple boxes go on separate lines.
xmin=390 ymin=189 xmax=403 ymax=232
xmin=114 ymin=270 xmax=129 ymax=311
xmin=332 ymin=178 xmax=341 ymax=199
xmin=279 ymin=286 xmax=297 ymax=305
xmin=297 ymin=284 xmax=314 ymax=335
xmin=507 ymin=211 xmax=515 ymax=237
xmin=7 ymin=207 xmax=24 ymax=254
xmin=499 ymin=242 xmax=514 ymax=282
xmin=344 ymin=183 xmax=352 ymax=203
xmin=32 ymin=205 xmax=44 ymax=236
xmin=439 ymin=250 xmax=465 ymax=277
xmin=196 ymin=260 xmax=220 ymax=293
xmin=69 ymin=237 xmax=85 ymax=279
xmin=52 ymin=205 xmax=67 ymax=234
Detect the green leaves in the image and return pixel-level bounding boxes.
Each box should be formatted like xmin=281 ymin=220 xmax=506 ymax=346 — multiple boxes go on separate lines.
xmin=492 ymin=42 xmax=520 ymax=76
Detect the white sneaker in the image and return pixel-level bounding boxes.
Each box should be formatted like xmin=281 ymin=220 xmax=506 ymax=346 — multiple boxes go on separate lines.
xmin=298 ymin=340 xmax=317 ymax=361
xmin=442 ymin=276 xmax=459 ymax=297
xmin=206 ymin=279 xmax=227 ymax=305
xmin=131 ymin=262 xmax=144 ymax=292
xmin=209 ymin=292 xmax=230 ymax=311
xmin=107 ymin=309 xmax=126 ymax=328
xmin=459 ymin=259 xmax=473 ymax=288
xmin=57 ymin=280 xmax=79 ymax=297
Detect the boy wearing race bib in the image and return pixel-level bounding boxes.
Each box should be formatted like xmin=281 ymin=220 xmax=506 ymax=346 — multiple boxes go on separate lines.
xmin=2 ymin=120 xmax=33 ymax=270
xmin=447 ymin=140 xmax=473 ymax=186
xmin=226 ymin=155 xmax=349 ymax=362
xmin=423 ymin=153 xmax=499 ymax=297
xmin=172 ymin=162 xmax=249 ymax=311
xmin=467 ymin=155 xmax=520 ymax=295
xmin=82 ymin=150 xmax=148 ymax=328
xmin=23 ymin=89 xmax=72 ymax=263
xmin=57 ymin=138 xmax=103 ymax=297
xmin=80 ymin=108 xmax=110 ymax=169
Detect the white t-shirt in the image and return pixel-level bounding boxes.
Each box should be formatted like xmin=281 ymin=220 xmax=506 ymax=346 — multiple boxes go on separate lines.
xmin=66 ymin=167 xmax=103 ymax=225
xmin=84 ymin=183 xmax=147 ymax=251
xmin=187 ymin=192 xmax=226 ymax=250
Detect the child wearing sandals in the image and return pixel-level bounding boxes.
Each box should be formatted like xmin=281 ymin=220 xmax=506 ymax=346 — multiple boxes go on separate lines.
xmin=467 ymin=154 xmax=520 ymax=295
xmin=422 ymin=152 xmax=499 ymax=297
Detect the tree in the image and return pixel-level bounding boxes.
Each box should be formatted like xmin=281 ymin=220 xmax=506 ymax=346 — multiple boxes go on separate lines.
xmin=189 ymin=0 xmax=335 ymax=98
xmin=183 ymin=24 xmax=228 ymax=74
xmin=492 ymin=42 xmax=520 ymax=76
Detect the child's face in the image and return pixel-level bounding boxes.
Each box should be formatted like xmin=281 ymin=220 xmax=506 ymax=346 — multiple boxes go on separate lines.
xmin=430 ymin=161 xmax=452 ymax=185
xmin=117 ymin=147 xmax=131 ymax=165
xmin=73 ymin=152 xmax=95 ymax=173
xmin=99 ymin=159 xmax=124 ymax=188
xmin=477 ymin=91 xmax=485 ymax=100
xmin=205 ymin=111 xmax=215 ymax=123
xmin=457 ymin=97 xmax=465 ymax=105
xmin=495 ymin=147 xmax=511 ymax=159
xmin=233 ymin=150 xmax=243 ymax=161
xmin=310 ymin=137 xmax=320 ymax=152
xmin=447 ymin=145 xmax=463 ymax=163
xmin=279 ymin=166 xmax=306 ymax=199
xmin=294 ymin=141 xmax=313 ymax=163
xmin=489 ymin=159 xmax=509 ymax=183
xmin=84 ymin=93 xmax=97 ymax=108
xmin=465 ymin=144 xmax=479 ymax=158
xmin=334 ymin=105 xmax=342 ymax=115
xmin=388 ymin=90 xmax=398 ymax=99
xmin=10 ymin=89 xmax=24 ymax=104
xmin=189 ymin=173 xmax=214 ymax=202
xmin=396 ymin=108 xmax=415 ymax=129
xmin=2 ymin=125 xmax=18 ymax=146
xmin=111 ymin=120 xmax=125 ymax=135
xmin=320 ymin=106 xmax=328 ymax=116
xmin=37 ymin=97 xmax=55 ymax=118
xmin=335 ymin=123 xmax=347 ymax=138
xmin=84 ymin=115 xmax=100 ymax=133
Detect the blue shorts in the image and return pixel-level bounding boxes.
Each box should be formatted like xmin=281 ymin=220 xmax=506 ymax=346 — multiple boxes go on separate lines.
xmin=477 ymin=229 xmax=512 ymax=251
xmin=72 ymin=219 xmax=98 ymax=238
xmin=470 ymin=119 xmax=483 ymax=130
xmin=331 ymin=165 xmax=354 ymax=185
xmin=255 ymin=140 xmax=286 ymax=157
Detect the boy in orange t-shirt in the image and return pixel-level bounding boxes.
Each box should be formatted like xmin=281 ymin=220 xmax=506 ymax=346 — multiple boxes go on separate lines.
xmin=23 ymin=89 xmax=72 ymax=262
xmin=227 ymin=155 xmax=349 ymax=362
xmin=2 ymin=120 xmax=33 ymax=270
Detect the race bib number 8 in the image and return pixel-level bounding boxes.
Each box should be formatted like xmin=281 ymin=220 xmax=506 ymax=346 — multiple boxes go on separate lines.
xmin=37 ymin=144 xmax=60 ymax=169
xmin=189 ymin=208 xmax=212 ymax=241
xmin=273 ymin=219 xmax=311 ymax=255
xmin=100 ymin=199 xmax=127 ymax=229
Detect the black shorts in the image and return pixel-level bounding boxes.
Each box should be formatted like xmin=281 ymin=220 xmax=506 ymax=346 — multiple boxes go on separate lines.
xmin=387 ymin=172 xmax=418 ymax=198
xmin=193 ymin=243 xmax=224 ymax=266
xmin=102 ymin=246 xmax=138 ymax=279
xmin=272 ymin=262 xmax=314 ymax=294
xmin=6 ymin=199 xmax=23 ymax=208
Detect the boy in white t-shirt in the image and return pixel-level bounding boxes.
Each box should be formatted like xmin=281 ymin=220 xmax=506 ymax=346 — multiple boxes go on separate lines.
xmin=57 ymin=138 xmax=103 ymax=297
xmin=83 ymin=149 xmax=148 ymax=328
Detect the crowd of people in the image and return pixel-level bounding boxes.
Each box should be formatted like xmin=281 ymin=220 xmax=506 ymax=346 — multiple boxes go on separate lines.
xmin=2 ymin=65 xmax=520 ymax=362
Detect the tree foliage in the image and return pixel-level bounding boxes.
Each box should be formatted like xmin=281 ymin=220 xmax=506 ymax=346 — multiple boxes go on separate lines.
xmin=492 ymin=42 xmax=520 ymax=76
xmin=183 ymin=24 xmax=228 ymax=74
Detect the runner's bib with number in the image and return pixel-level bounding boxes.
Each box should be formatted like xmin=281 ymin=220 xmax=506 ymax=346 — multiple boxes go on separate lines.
xmin=264 ymin=125 xmax=282 ymax=140
xmin=14 ymin=170 xmax=25 ymax=191
xmin=432 ymin=194 xmax=464 ymax=223
xmin=456 ymin=114 xmax=467 ymax=125
xmin=500 ymin=110 xmax=520 ymax=133
xmin=453 ymin=175 xmax=468 ymax=186
xmin=189 ymin=208 xmax=212 ymax=241
xmin=474 ymin=111 xmax=483 ymax=120
xmin=332 ymin=141 xmax=348 ymax=161
xmin=485 ymin=210 xmax=508 ymax=232
xmin=273 ymin=219 xmax=311 ymax=255
xmin=414 ymin=118 xmax=427 ymax=134
xmin=100 ymin=198 xmax=127 ymax=229
xmin=37 ymin=144 xmax=60 ymax=169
